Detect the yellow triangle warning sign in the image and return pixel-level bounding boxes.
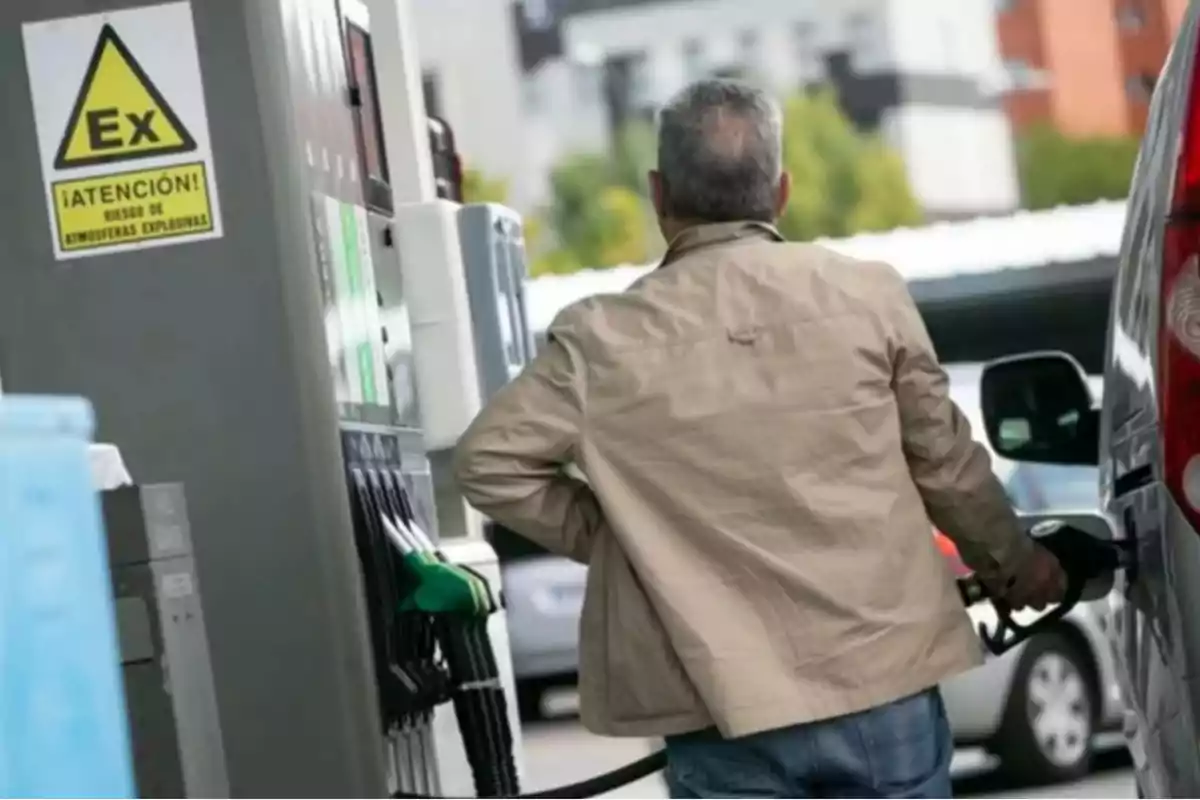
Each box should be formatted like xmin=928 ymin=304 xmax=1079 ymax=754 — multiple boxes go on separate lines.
xmin=54 ymin=24 xmax=196 ymax=170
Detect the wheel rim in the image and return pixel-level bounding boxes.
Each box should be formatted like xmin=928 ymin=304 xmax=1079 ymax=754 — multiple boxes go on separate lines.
xmin=1026 ymin=650 xmax=1092 ymax=768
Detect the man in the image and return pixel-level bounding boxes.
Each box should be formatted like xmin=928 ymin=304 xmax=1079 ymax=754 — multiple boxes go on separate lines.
xmin=454 ymin=79 xmax=1066 ymax=798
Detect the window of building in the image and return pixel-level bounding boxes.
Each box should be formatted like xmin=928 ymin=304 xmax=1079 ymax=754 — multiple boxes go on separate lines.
xmin=792 ymin=20 xmax=816 ymax=74
xmin=626 ymin=52 xmax=652 ymax=107
xmin=572 ymin=62 xmax=601 ymax=105
xmin=1117 ymin=2 xmax=1146 ymax=31
xmin=1126 ymin=72 xmax=1157 ymax=101
xmin=737 ymin=29 xmax=760 ymax=76
xmin=682 ymin=38 xmax=707 ymax=81
xmin=738 ymin=29 xmax=758 ymax=60
xmin=522 ymin=0 xmax=554 ymax=30
xmin=712 ymin=66 xmax=748 ymax=81
xmin=1005 ymin=58 xmax=1042 ymax=90
xmin=522 ymin=76 xmax=543 ymax=113
xmin=846 ymin=12 xmax=874 ymax=60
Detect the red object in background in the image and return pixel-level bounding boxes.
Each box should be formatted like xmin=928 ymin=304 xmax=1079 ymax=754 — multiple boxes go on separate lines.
xmin=934 ymin=530 xmax=972 ymax=577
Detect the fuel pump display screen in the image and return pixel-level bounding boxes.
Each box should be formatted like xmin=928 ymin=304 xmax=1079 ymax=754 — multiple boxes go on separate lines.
xmin=346 ymin=24 xmax=385 ymax=184
xmin=309 ymin=192 xmax=401 ymax=426
xmin=345 ymin=22 xmax=392 ymax=215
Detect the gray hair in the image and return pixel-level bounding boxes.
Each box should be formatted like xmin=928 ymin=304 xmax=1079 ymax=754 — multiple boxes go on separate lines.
xmin=656 ymin=78 xmax=783 ymax=223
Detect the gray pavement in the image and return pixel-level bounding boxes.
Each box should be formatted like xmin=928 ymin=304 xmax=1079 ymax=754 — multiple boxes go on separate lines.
xmin=519 ymin=694 xmax=1136 ymax=798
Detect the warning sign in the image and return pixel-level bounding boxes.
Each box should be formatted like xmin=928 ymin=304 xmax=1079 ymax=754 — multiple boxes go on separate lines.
xmin=53 ymin=162 xmax=213 ymax=252
xmin=22 ymin=2 xmax=223 ymax=261
xmin=54 ymin=24 xmax=197 ymax=169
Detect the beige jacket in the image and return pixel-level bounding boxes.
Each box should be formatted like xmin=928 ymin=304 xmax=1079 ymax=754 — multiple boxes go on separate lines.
xmin=454 ymin=221 xmax=1035 ymax=739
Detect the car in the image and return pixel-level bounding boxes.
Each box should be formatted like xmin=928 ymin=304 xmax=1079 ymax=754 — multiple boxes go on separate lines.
xmin=972 ymin=5 xmax=1200 ymax=794
xmin=496 ymin=363 xmax=1121 ymax=784
xmin=937 ymin=462 xmax=1122 ymax=785
xmin=499 ymin=550 xmax=586 ymax=719
xmin=927 ymin=366 xmax=1123 ymax=785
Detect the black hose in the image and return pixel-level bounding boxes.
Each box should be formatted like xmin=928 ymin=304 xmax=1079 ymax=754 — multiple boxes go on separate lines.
xmin=390 ymin=574 xmax=992 ymax=799
xmin=437 ymin=617 xmax=520 ymax=797
xmin=388 ymin=525 xmax=1131 ymax=798
xmin=389 ymin=748 xmax=668 ymax=799
xmin=519 ymin=749 xmax=668 ymax=799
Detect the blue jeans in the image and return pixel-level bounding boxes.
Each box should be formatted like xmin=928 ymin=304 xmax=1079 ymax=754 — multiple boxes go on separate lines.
xmin=664 ymin=688 xmax=953 ymax=798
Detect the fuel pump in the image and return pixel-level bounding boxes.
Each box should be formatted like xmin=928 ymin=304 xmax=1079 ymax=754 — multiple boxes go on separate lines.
xmin=323 ymin=1 xmax=471 ymax=794
xmin=458 ymin=202 xmax=539 ymax=394
xmin=0 ymin=0 xmax=481 ymax=795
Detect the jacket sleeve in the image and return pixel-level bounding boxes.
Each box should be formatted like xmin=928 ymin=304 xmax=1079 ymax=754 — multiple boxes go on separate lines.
xmin=883 ymin=265 xmax=1035 ymax=586
xmin=452 ymin=326 xmax=603 ymax=564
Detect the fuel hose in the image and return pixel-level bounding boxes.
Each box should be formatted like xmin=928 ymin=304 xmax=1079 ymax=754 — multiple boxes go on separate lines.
xmin=352 ymin=466 xmax=669 ymax=798
xmin=382 ymin=571 xmax=1020 ymax=799
xmin=385 ymin=521 xmax=1129 ymax=798
xmin=389 ymin=511 xmax=668 ymax=797
xmin=389 ymin=749 xmax=668 ymax=799
xmin=377 ymin=502 xmax=673 ymax=798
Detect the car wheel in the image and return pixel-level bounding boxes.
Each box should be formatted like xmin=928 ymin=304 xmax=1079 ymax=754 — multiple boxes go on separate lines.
xmin=993 ymin=631 xmax=1097 ymax=785
xmin=517 ymin=680 xmax=547 ymax=721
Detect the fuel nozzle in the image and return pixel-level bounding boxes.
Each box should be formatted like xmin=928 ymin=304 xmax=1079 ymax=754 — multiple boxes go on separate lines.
xmin=958 ymin=520 xmax=1130 ymax=657
xmin=1030 ymin=518 xmax=1132 ymax=598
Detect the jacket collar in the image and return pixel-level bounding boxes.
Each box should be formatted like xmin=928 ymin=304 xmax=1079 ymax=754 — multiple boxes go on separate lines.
xmin=659 ymin=221 xmax=785 ymax=268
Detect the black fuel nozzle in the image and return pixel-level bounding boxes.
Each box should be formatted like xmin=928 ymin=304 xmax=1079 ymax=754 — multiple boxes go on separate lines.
xmin=1030 ymin=518 xmax=1132 ymax=575
xmin=955 ymin=521 xmax=1131 ymax=657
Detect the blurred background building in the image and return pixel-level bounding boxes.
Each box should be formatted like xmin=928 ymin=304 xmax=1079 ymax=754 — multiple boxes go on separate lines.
xmin=998 ymin=0 xmax=1187 ymax=135
xmin=407 ymin=0 xmax=1184 ymax=277
xmin=516 ymin=0 xmax=1019 ymax=220
xmin=410 ymin=0 xmax=534 ymax=208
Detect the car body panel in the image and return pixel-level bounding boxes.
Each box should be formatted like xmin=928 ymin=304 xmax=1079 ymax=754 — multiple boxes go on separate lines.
xmin=1099 ymin=4 xmax=1200 ymax=795
xmin=944 ymin=600 xmax=1122 ymax=742
xmin=502 ymin=555 xmax=586 ymax=680
xmin=943 ymin=562 xmax=1122 ymax=744
xmin=939 ymin=637 xmax=1021 ymax=742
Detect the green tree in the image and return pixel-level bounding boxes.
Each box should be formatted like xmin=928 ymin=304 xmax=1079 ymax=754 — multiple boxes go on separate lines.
xmin=533 ymin=152 xmax=653 ymax=275
xmin=461 ymin=168 xmax=509 ymax=205
xmin=524 ymin=211 xmax=585 ymax=276
xmin=534 ymin=91 xmax=920 ymax=274
xmin=611 ymin=120 xmax=667 ymax=256
xmin=849 ymin=136 xmax=923 ymax=233
xmin=777 ymin=90 xmax=921 ymax=240
xmin=611 ymin=120 xmax=658 ymax=195
xmin=1017 ymin=125 xmax=1139 ymax=209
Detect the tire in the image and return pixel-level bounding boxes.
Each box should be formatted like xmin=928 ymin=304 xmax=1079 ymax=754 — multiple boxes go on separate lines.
xmin=992 ymin=631 xmax=1097 ymax=785
xmin=517 ymin=679 xmax=547 ymax=721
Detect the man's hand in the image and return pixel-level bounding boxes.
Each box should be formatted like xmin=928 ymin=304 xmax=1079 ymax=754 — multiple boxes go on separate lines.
xmin=1003 ymin=544 xmax=1068 ymax=611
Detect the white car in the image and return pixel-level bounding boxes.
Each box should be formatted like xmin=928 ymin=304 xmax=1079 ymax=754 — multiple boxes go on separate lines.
xmin=934 ymin=364 xmax=1122 ymax=784
xmin=499 ymin=362 xmax=1123 ymax=783
xmin=935 ymin=480 xmax=1123 ymax=785
xmin=502 ymin=553 xmax=587 ymax=718
xmin=942 ymin=569 xmax=1122 ymax=784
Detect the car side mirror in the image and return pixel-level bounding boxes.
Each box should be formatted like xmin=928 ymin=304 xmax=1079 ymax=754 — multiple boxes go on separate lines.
xmin=979 ymin=351 xmax=1099 ymax=467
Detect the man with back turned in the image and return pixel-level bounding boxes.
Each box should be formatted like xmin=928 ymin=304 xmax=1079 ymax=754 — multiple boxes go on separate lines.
xmin=454 ymin=79 xmax=1066 ymax=798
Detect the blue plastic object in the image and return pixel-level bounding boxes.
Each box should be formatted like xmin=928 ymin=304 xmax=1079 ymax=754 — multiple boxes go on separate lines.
xmin=0 ymin=396 xmax=135 ymax=798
